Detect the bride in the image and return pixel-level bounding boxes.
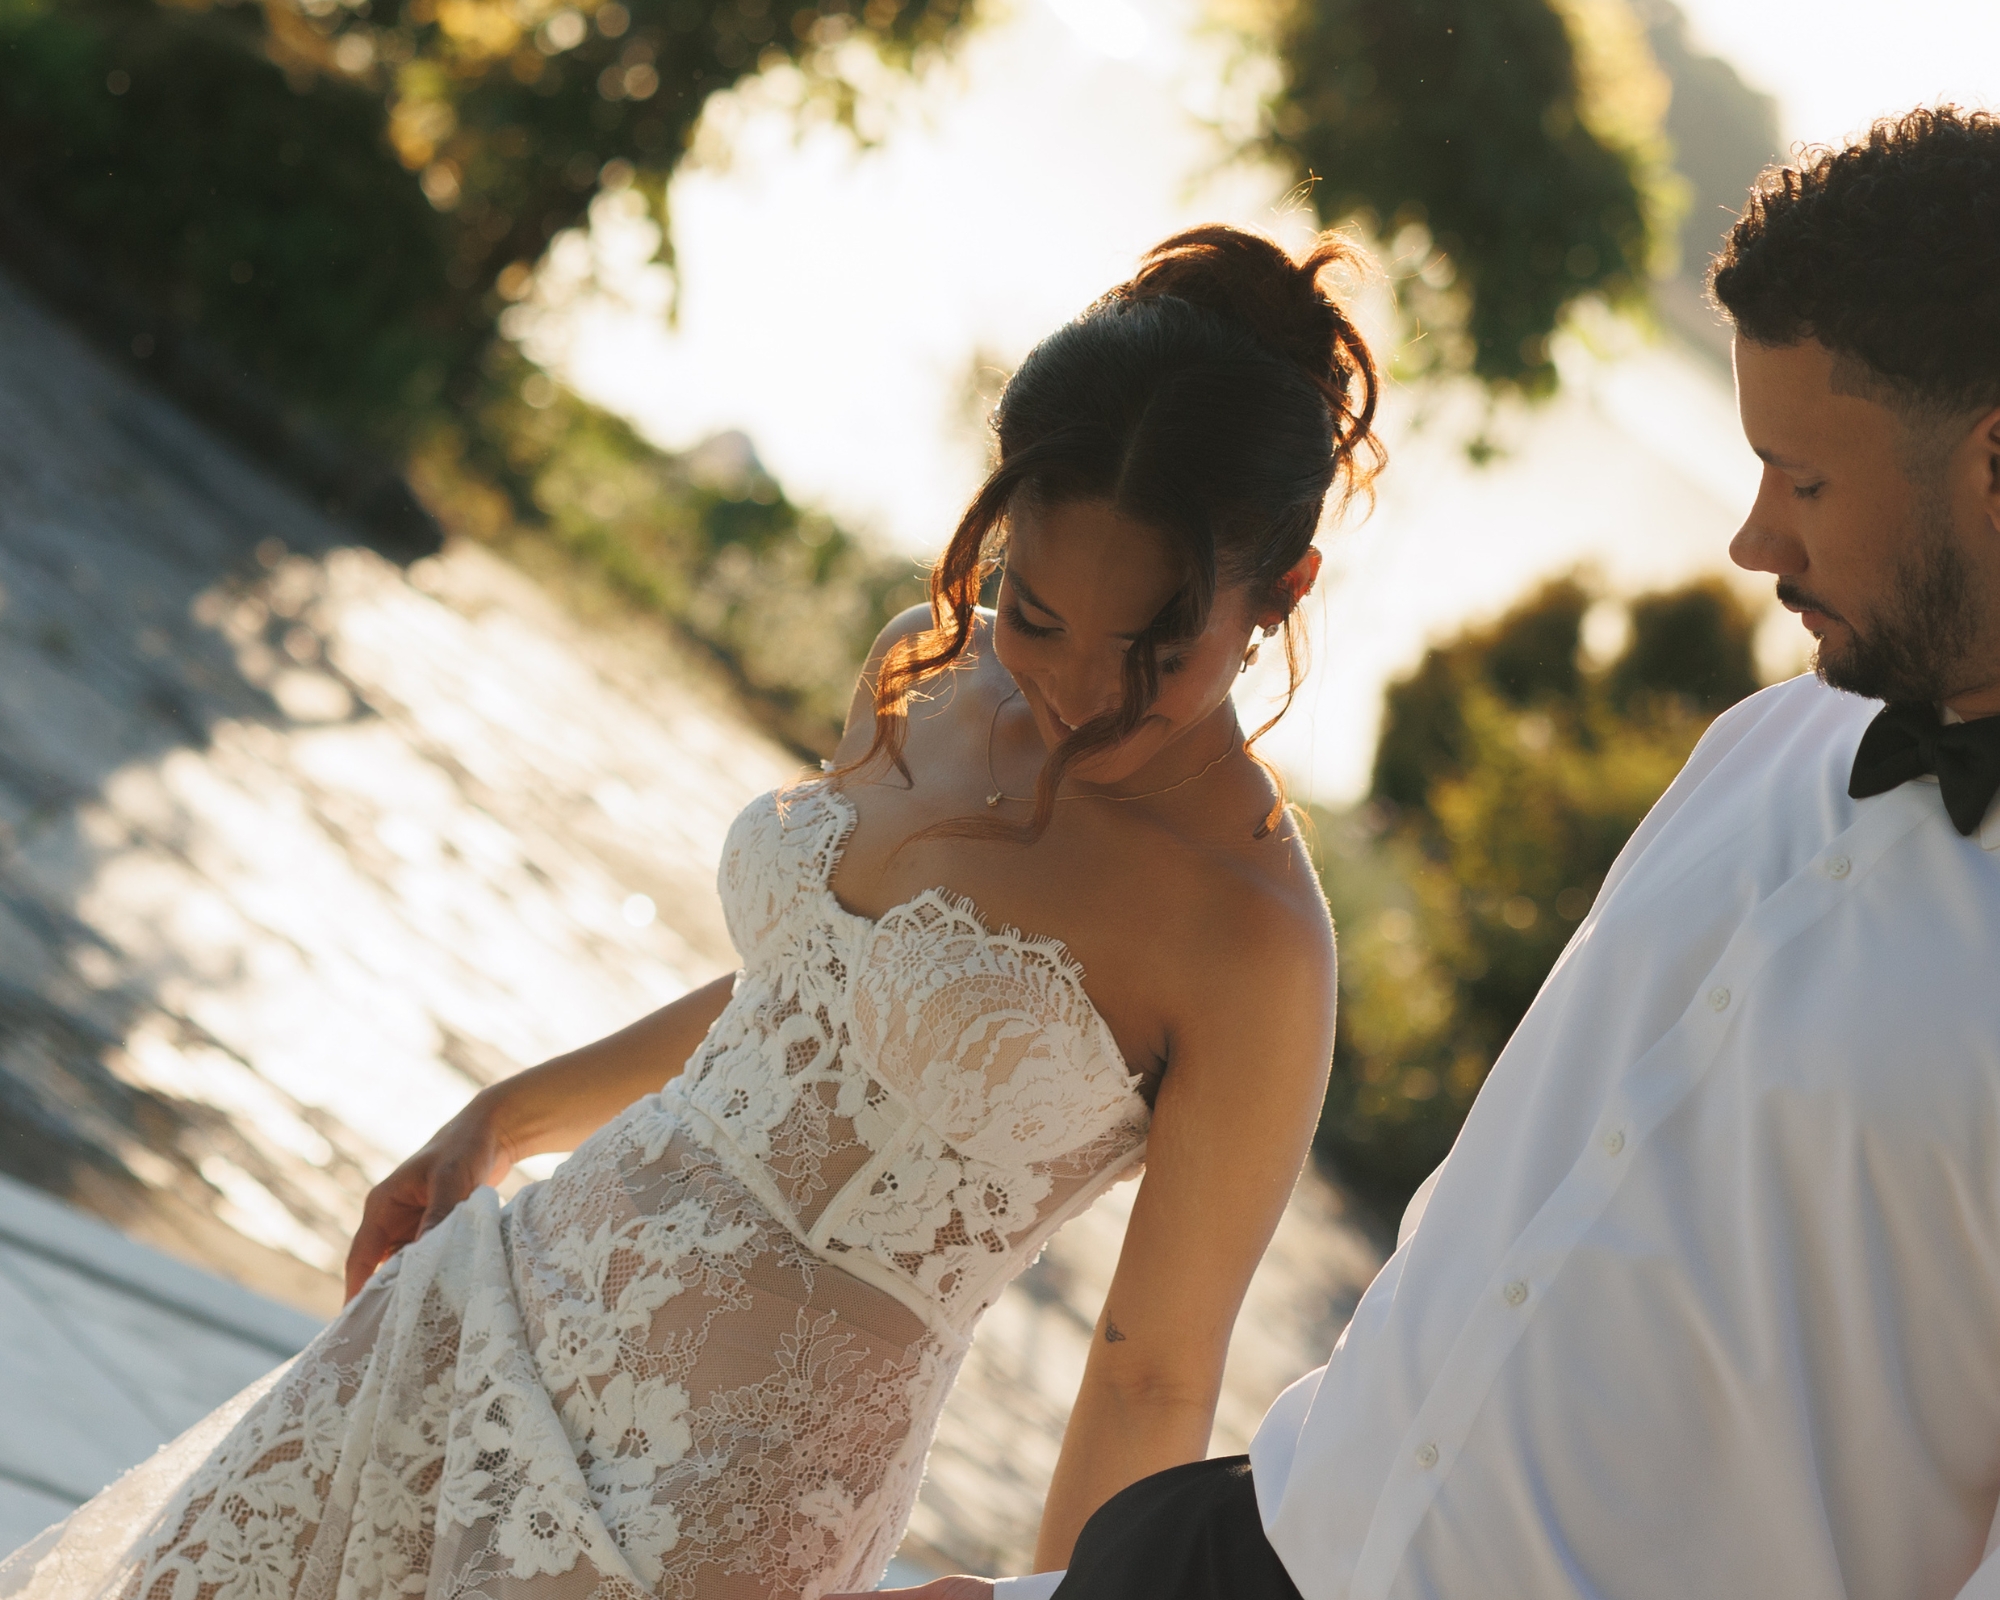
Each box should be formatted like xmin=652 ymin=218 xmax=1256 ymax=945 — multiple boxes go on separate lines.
xmin=0 ymin=222 xmax=1378 ymax=1600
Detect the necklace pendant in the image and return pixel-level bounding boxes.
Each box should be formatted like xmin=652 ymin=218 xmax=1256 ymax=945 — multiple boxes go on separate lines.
xmin=986 ymin=791 xmax=1003 ymax=807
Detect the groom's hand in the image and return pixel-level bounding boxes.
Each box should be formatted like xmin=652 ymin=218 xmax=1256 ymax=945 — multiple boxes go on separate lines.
xmin=822 ymin=1579 xmax=993 ymax=1600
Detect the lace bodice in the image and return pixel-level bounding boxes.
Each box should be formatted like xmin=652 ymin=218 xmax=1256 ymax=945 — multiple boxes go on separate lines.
xmin=3 ymin=779 xmax=1152 ymax=1600
xmin=667 ymin=781 xmax=1151 ymax=1339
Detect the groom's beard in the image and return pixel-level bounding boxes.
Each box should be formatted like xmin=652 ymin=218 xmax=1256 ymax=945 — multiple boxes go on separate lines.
xmin=1784 ymin=495 xmax=1978 ymax=705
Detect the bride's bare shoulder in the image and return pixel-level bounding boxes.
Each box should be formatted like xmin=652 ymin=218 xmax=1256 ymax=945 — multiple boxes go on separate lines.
xmin=1160 ymin=801 xmax=1334 ymax=1002
xmin=906 ymin=609 xmax=1011 ymax=735
xmin=831 ymin=606 xmax=1008 ymax=761
xmin=863 ymin=601 xmax=934 ymax=662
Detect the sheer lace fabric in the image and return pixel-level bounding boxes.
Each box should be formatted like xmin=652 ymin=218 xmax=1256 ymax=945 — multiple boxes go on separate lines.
xmin=2 ymin=782 xmax=1149 ymax=1600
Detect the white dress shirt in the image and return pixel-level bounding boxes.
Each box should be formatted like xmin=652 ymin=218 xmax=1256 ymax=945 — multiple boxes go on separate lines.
xmin=1247 ymin=675 xmax=2000 ymax=1599
xmin=994 ymin=677 xmax=2000 ymax=1600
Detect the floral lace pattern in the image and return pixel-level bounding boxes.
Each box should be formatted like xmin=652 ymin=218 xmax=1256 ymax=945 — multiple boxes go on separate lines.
xmin=680 ymin=784 xmax=1152 ymax=1332
xmin=3 ymin=781 xmax=1149 ymax=1600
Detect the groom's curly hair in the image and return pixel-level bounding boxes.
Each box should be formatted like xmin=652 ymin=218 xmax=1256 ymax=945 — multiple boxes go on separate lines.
xmin=1711 ymin=106 xmax=2000 ymax=419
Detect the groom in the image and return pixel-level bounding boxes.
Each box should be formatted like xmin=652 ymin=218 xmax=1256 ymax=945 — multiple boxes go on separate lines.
xmin=870 ymin=105 xmax=2000 ymax=1600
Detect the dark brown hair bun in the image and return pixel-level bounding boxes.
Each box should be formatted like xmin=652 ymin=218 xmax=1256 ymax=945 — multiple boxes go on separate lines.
xmin=1115 ymin=225 xmax=1378 ymax=461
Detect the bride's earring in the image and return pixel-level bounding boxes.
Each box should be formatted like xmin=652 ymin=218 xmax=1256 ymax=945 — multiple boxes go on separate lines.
xmin=1240 ymin=623 xmax=1279 ymax=674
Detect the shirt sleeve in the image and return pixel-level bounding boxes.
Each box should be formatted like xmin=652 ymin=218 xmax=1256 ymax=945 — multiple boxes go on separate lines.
xmin=990 ymin=1572 xmax=1065 ymax=1600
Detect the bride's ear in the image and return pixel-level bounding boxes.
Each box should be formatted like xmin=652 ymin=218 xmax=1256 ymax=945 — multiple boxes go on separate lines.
xmin=1257 ymin=547 xmax=1322 ymax=628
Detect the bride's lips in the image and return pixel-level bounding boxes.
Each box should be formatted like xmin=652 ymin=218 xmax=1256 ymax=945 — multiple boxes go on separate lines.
xmin=1022 ymin=682 xmax=1166 ymax=751
xmin=1031 ymin=695 xmax=1092 ymax=740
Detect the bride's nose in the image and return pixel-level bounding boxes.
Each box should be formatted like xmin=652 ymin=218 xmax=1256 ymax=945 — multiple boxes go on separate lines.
xmin=1045 ymin=665 xmax=1124 ymax=732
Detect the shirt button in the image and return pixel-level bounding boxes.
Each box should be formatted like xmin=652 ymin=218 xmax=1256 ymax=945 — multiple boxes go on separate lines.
xmin=1708 ymin=985 xmax=1731 ymax=1012
xmin=1415 ymin=1442 xmax=1439 ymax=1469
xmin=1826 ymin=854 xmax=1851 ymax=878
xmin=1603 ymin=1128 xmax=1626 ymax=1155
xmin=1503 ymin=1279 xmax=1529 ymax=1306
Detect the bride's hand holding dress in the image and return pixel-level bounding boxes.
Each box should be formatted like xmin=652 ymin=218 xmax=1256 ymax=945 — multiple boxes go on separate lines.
xmin=341 ymin=974 xmax=739 ymax=1302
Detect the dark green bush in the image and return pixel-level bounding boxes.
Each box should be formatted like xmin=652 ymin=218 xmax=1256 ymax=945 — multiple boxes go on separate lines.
xmin=1316 ymin=574 xmax=1763 ymax=1198
xmin=0 ymin=0 xmax=953 ymax=749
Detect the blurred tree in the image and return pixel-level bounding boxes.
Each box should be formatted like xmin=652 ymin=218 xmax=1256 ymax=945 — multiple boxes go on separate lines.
xmin=0 ymin=0 xmax=960 ymax=440
xmin=0 ymin=0 xmax=942 ymax=746
xmin=1632 ymin=0 xmax=1780 ymax=278
xmin=1 ymin=0 xmax=463 ymax=437
xmin=1370 ymin=576 xmax=1592 ymax=810
xmin=1608 ymin=576 xmax=1759 ymax=711
xmin=1317 ymin=573 xmax=1763 ymax=1198
xmin=1266 ymin=0 xmax=1683 ymax=394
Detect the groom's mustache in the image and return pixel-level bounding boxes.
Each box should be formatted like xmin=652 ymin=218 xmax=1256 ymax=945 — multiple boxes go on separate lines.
xmin=1775 ymin=578 xmax=1848 ymax=627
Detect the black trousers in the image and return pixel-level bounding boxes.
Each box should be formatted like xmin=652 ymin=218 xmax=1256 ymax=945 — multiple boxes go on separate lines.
xmin=1052 ymin=1456 xmax=1304 ymax=1600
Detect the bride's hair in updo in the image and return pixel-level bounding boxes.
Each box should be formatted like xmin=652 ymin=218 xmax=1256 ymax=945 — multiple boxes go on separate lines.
xmin=862 ymin=223 xmax=1382 ymax=837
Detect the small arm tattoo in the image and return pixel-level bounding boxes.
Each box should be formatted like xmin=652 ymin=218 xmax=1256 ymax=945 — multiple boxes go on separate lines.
xmin=1104 ymin=1321 xmax=1127 ymax=1343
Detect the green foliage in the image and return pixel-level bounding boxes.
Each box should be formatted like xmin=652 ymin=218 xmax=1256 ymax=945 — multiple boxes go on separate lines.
xmin=1316 ymin=574 xmax=1762 ymax=1197
xmin=1267 ymin=0 xmax=1682 ymax=393
xmin=0 ymin=0 xmax=957 ymax=749
xmin=0 ymin=0 xmax=966 ymax=439
xmin=1370 ymin=576 xmax=1592 ymax=811
xmin=421 ymin=345 xmax=925 ymax=744
xmin=0 ymin=0 xmax=466 ymax=437
xmin=1609 ymin=578 xmax=1760 ymax=711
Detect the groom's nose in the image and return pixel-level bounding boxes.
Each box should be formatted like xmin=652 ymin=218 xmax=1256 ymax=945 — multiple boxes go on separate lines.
xmin=1730 ymin=470 xmax=1808 ymax=576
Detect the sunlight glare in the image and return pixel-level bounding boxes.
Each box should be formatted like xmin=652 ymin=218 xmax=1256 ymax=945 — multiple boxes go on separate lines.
xmin=1044 ymin=0 xmax=1152 ymax=60
xmin=1674 ymin=0 xmax=1996 ymax=142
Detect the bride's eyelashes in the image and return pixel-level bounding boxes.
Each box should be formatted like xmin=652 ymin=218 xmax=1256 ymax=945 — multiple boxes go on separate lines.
xmin=1001 ymin=591 xmax=1192 ymax=681
xmin=1000 ymin=599 xmax=1060 ymax=641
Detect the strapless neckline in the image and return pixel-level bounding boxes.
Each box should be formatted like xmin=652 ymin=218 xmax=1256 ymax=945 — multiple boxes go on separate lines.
xmin=805 ymin=779 xmax=1145 ymax=1095
xmin=47 ymin=782 xmax=1160 ymax=1600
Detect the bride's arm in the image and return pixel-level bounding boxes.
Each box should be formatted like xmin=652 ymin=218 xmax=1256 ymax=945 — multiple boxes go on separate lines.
xmin=344 ymin=604 xmax=943 ymax=1304
xmin=1030 ymin=872 xmax=1337 ymax=1571
xmin=342 ymin=972 xmax=737 ymax=1300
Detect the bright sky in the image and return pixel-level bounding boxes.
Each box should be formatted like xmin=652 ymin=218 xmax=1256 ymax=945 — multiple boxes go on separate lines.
xmin=1672 ymin=0 xmax=1998 ymax=146
xmin=524 ymin=0 xmax=1295 ymax=553
xmin=524 ymin=0 xmax=1996 ymax=800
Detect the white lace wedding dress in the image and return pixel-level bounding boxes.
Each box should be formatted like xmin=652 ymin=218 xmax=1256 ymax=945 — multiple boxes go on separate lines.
xmin=0 ymin=782 xmax=1150 ymax=1600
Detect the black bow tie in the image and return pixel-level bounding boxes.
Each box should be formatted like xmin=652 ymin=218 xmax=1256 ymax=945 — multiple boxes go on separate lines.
xmin=1848 ymin=701 xmax=2000 ymax=836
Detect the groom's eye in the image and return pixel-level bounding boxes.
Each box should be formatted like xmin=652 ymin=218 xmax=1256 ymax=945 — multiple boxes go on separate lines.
xmin=1791 ymin=481 xmax=1826 ymax=501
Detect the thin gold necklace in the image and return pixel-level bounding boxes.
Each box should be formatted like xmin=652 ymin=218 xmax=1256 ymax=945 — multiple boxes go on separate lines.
xmin=983 ymin=689 xmax=1238 ymax=808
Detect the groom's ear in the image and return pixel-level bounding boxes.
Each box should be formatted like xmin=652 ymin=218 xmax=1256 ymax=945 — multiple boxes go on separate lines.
xmin=1981 ymin=405 xmax=2000 ymax=535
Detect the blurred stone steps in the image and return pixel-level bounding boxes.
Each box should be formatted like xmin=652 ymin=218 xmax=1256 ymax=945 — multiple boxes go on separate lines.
xmin=0 ymin=1171 xmax=321 ymax=1554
